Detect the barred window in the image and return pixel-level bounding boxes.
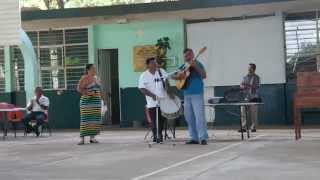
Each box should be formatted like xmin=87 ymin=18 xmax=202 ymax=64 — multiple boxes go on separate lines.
xmin=13 ymin=28 xmax=88 ymax=91
xmin=0 ymin=47 xmax=5 ymax=92
xmin=12 ymin=47 xmax=25 ymax=91
xmin=285 ymin=20 xmax=318 ymax=61
xmin=285 ymin=12 xmax=320 ymax=79
xmin=40 ymin=28 xmax=88 ymax=90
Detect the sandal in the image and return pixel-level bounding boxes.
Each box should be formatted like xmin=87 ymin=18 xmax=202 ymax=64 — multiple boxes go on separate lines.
xmin=77 ymin=141 xmax=85 ymax=145
xmin=90 ymin=139 xmax=99 ymax=143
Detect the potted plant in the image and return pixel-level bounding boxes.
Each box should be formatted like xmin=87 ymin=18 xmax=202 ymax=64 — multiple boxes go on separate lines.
xmin=155 ymin=37 xmax=171 ymax=69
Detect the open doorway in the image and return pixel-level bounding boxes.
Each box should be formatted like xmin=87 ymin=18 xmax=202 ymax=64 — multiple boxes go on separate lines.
xmin=97 ymin=49 xmax=120 ymax=125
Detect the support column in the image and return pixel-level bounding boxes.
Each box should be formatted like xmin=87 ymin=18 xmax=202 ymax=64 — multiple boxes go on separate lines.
xmin=19 ymin=30 xmax=39 ymax=103
xmin=317 ymin=55 xmax=320 ymax=72
xmin=88 ymin=26 xmax=96 ymax=64
xmin=4 ymin=46 xmax=13 ymax=92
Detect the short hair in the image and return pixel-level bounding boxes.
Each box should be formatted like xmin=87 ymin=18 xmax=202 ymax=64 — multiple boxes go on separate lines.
xmin=184 ymin=48 xmax=193 ymax=54
xmin=85 ymin=64 xmax=94 ymax=74
xmin=146 ymin=57 xmax=156 ymax=65
xmin=35 ymin=86 xmax=43 ymax=93
xmin=249 ymin=63 xmax=256 ymax=71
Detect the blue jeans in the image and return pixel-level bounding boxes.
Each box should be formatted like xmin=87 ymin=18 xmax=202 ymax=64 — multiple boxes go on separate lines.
xmin=23 ymin=112 xmax=45 ymax=130
xmin=184 ymin=94 xmax=208 ymax=141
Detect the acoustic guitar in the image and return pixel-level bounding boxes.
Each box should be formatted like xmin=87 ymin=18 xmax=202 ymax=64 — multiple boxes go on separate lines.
xmin=175 ymin=47 xmax=207 ymax=90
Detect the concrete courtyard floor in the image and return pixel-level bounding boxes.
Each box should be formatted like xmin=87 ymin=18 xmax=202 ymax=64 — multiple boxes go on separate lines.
xmin=0 ymin=128 xmax=319 ymax=180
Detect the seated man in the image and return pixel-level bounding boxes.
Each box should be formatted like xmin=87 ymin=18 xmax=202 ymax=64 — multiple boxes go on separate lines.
xmin=23 ymin=87 xmax=49 ymax=136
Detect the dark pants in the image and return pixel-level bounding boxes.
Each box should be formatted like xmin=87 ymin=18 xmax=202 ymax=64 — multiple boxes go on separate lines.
xmin=23 ymin=112 xmax=46 ymax=130
xmin=148 ymin=107 xmax=164 ymax=140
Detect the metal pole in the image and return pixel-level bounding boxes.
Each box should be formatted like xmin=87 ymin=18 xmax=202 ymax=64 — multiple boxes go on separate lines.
xmin=156 ymin=99 xmax=159 ymax=143
xmin=293 ymin=27 xmax=300 ymax=72
xmin=316 ymin=10 xmax=320 ymax=72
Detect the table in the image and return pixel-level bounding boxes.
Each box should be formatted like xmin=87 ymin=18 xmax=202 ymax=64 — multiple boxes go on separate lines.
xmin=0 ymin=108 xmax=26 ymax=139
xmin=205 ymin=102 xmax=263 ymax=140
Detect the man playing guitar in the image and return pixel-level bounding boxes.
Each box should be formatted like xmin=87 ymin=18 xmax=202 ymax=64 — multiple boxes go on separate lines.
xmin=173 ymin=48 xmax=208 ymax=145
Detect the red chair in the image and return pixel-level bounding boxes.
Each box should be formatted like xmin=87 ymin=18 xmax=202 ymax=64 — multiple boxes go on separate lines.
xmin=0 ymin=103 xmax=22 ymax=138
xmin=7 ymin=111 xmax=24 ymax=138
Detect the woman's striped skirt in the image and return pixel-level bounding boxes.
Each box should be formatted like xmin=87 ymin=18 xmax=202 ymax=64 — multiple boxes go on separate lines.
xmin=80 ymin=92 xmax=102 ymax=137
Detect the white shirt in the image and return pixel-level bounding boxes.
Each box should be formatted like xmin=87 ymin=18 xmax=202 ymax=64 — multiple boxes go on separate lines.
xmin=28 ymin=95 xmax=50 ymax=112
xmin=139 ymin=68 xmax=168 ymax=108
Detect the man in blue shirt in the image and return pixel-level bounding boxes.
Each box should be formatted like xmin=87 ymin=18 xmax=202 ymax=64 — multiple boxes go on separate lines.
xmin=175 ymin=48 xmax=208 ymax=145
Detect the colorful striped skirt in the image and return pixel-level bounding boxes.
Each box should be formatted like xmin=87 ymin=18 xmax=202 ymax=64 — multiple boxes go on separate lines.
xmin=80 ymin=91 xmax=102 ymax=137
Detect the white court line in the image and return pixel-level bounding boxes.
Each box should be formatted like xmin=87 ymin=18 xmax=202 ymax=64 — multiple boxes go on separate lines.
xmin=132 ymin=134 xmax=266 ymax=180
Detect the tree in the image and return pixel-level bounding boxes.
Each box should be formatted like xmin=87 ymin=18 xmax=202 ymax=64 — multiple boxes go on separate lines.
xmin=22 ymin=0 xmax=69 ymax=9
xmin=155 ymin=37 xmax=171 ymax=69
xmin=286 ymin=43 xmax=320 ymax=80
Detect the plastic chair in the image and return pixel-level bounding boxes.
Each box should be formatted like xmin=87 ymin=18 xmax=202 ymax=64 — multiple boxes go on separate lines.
xmin=42 ymin=111 xmax=52 ymax=136
xmin=0 ymin=103 xmax=21 ymax=138
xmin=7 ymin=111 xmax=24 ymax=138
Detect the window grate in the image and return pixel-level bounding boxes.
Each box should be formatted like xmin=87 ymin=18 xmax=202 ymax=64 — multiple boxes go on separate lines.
xmin=13 ymin=28 xmax=88 ymax=91
xmin=39 ymin=28 xmax=88 ymax=90
xmin=39 ymin=30 xmax=64 ymax=46
xmin=285 ymin=13 xmax=320 ymax=77
xmin=12 ymin=47 xmax=25 ymax=91
xmin=285 ymin=19 xmax=319 ymax=61
xmin=66 ymin=67 xmax=85 ymax=90
xmin=0 ymin=47 xmax=5 ymax=92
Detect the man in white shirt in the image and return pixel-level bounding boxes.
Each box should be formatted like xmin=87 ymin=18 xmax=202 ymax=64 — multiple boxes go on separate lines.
xmin=139 ymin=57 xmax=168 ymax=143
xmin=23 ymin=87 xmax=50 ymax=136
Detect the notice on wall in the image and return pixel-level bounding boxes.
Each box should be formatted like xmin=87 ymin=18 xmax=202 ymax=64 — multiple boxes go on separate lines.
xmin=133 ymin=45 xmax=157 ymax=72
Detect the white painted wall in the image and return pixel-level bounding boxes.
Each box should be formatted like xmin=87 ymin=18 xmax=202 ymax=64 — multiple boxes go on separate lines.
xmin=187 ymin=14 xmax=286 ymax=86
xmin=0 ymin=0 xmax=21 ymax=45
xmin=204 ymin=87 xmax=215 ymax=123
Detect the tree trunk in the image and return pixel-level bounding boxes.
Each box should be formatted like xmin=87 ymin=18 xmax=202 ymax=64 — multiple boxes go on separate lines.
xmin=43 ymin=0 xmax=51 ymax=10
xmin=57 ymin=0 xmax=67 ymax=9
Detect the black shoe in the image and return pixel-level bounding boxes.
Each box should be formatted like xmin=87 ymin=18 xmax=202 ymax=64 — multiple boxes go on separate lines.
xmin=200 ymin=140 xmax=208 ymax=145
xmin=26 ymin=127 xmax=32 ymax=133
xmin=156 ymin=138 xmax=163 ymax=144
xmin=34 ymin=126 xmax=40 ymax=137
xmin=159 ymin=139 xmax=163 ymax=144
xmin=251 ymin=129 xmax=257 ymax=132
xmin=185 ymin=140 xmax=199 ymax=145
xmin=238 ymin=129 xmax=247 ymax=133
xmin=35 ymin=131 xmax=40 ymax=137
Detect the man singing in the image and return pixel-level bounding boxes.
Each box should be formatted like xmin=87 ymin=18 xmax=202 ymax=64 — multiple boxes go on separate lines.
xmin=139 ymin=57 xmax=168 ymax=143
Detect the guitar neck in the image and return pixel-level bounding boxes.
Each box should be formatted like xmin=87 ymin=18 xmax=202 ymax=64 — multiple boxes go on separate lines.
xmin=169 ymin=48 xmax=205 ymax=77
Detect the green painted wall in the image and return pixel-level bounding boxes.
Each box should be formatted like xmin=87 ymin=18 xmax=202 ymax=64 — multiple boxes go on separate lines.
xmin=90 ymin=19 xmax=185 ymax=88
xmin=90 ymin=19 xmax=185 ymax=127
xmin=1 ymin=20 xmax=186 ymax=129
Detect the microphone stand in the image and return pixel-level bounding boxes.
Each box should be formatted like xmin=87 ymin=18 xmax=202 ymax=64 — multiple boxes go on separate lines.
xmin=148 ymin=69 xmax=177 ymax=148
xmin=156 ymin=96 xmax=160 ymax=144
